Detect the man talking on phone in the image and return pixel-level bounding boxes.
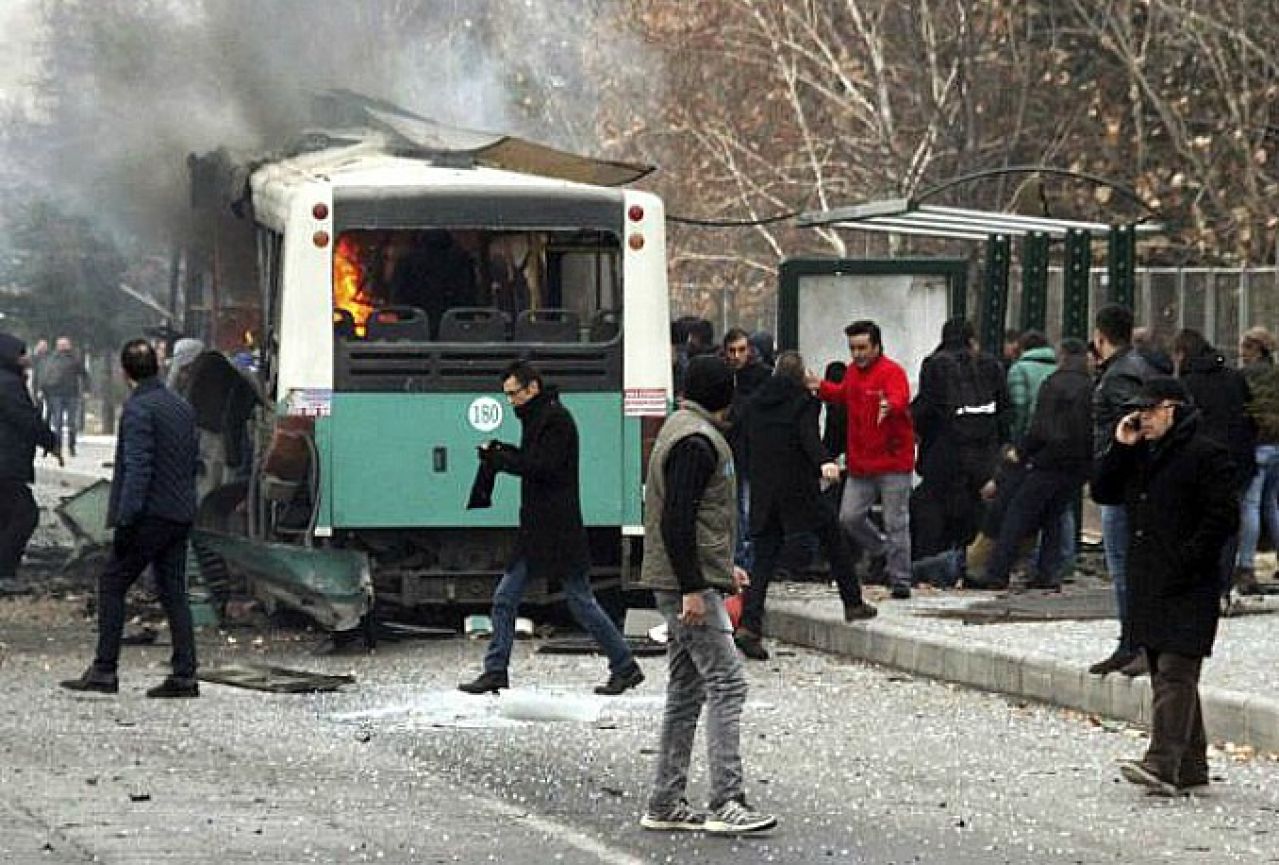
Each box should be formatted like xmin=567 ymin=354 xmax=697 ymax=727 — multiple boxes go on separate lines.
xmin=636 ymin=355 xmax=776 ymax=836
xmin=1093 ymin=377 xmax=1237 ymax=796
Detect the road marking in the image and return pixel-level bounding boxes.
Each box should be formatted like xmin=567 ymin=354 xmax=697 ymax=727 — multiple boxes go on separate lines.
xmin=476 ymin=794 xmax=650 ymax=865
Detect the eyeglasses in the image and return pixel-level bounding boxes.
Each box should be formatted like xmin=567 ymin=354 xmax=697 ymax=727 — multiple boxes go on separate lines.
xmin=502 ymin=383 xmax=529 ymax=400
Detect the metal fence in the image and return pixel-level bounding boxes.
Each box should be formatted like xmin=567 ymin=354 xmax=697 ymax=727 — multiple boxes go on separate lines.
xmin=1003 ymin=266 xmax=1279 ymax=358
xmin=673 ymin=266 xmax=1279 ymax=356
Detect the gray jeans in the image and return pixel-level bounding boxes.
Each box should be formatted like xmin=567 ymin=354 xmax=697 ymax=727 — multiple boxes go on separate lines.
xmin=839 ymin=472 xmax=912 ymax=587
xmin=648 ymin=590 xmax=748 ymax=813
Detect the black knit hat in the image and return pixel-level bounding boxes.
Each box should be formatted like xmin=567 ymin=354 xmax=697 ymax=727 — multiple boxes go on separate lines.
xmin=683 ymin=354 xmax=734 ymax=412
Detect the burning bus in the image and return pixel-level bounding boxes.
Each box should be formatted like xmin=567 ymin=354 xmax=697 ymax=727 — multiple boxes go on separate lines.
xmin=180 ymin=92 xmax=670 ymax=636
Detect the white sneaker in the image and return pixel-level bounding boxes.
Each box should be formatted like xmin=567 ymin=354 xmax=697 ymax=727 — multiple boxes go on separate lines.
xmin=640 ymin=800 xmax=706 ymax=831
xmin=704 ymin=798 xmax=777 ymax=835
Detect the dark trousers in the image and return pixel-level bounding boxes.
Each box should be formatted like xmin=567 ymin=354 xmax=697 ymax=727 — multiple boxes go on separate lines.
xmin=1143 ymin=650 xmax=1208 ymax=785
xmin=912 ymin=466 xmax=986 ymax=559
xmin=741 ymin=503 xmax=863 ymax=635
xmin=0 ymin=479 xmax=39 ymax=577
xmin=93 ymin=518 xmax=197 ymax=679
xmin=984 ymin=468 xmax=1082 ymax=586
xmin=45 ymin=394 xmax=80 ymax=453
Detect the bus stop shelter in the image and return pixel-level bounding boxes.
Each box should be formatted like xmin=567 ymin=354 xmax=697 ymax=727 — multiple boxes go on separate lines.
xmin=797 ymin=196 xmax=1163 ymax=351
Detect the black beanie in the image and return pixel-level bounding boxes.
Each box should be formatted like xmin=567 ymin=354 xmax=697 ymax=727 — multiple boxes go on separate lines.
xmin=683 ymin=354 xmax=734 ymax=413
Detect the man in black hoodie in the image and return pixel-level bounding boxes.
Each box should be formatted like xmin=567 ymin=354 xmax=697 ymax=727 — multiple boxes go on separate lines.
xmin=734 ymin=352 xmax=877 ymax=660
xmin=459 ymin=362 xmax=643 ymax=697
xmin=0 ymin=333 xmax=60 ymax=595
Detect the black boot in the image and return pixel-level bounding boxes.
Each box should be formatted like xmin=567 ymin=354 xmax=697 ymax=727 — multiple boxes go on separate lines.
xmin=59 ymin=668 xmax=119 ymax=694
xmin=146 ymin=677 xmax=199 ymax=698
xmin=458 ymin=670 xmax=509 ymax=694
xmin=594 ymin=664 xmax=645 ymax=696
xmin=1088 ymin=648 xmax=1137 ymax=676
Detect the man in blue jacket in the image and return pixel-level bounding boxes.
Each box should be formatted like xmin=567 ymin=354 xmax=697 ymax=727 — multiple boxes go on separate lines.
xmin=61 ymin=339 xmax=201 ymax=698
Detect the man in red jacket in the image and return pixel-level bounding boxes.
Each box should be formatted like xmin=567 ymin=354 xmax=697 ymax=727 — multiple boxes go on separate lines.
xmin=810 ymin=320 xmax=916 ymax=598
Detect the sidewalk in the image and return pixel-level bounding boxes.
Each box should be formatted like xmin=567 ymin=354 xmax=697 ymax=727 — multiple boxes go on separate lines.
xmin=34 ymin=433 xmax=115 ymax=487
xmin=764 ymin=574 xmax=1279 ymax=754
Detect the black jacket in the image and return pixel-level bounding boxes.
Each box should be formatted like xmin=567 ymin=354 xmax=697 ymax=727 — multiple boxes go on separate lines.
xmin=107 ymin=377 xmax=199 ymax=527
xmin=488 ymin=386 xmax=590 ymax=581
xmin=740 ymin=375 xmax=830 ymax=535
xmin=1179 ymin=349 xmax=1254 ymax=491
xmin=913 ymin=346 xmax=1008 ymax=480
xmin=1021 ymin=361 xmax=1093 ymax=477
xmin=0 ymin=334 xmax=58 ymax=483
xmin=1092 ymin=409 xmax=1238 ymax=657
xmin=1093 ymin=346 xmax=1155 ymax=456
xmin=725 ymin=360 xmax=772 ymax=465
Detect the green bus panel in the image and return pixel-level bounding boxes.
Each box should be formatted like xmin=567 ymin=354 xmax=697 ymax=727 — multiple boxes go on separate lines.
xmin=324 ymin=392 xmax=627 ymax=528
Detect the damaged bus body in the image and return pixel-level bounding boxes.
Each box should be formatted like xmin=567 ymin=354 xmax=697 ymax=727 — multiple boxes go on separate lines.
xmin=183 ymin=98 xmax=670 ymax=634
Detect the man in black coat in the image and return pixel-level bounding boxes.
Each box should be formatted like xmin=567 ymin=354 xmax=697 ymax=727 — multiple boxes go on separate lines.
xmin=911 ymin=318 xmax=1009 ymax=558
xmin=61 ymin=340 xmax=201 ymax=698
xmin=734 ymin=352 xmax=876 ymax=660
xmin=0 ymin=333 xmax=60 ymax=595
xmin=1093 ymin=377 xmax=1238 ymax=796
xmin=967 ymin=339 xmax=1093 ymax=590
xmin=460 ymin=361 xmax=643 ymax=696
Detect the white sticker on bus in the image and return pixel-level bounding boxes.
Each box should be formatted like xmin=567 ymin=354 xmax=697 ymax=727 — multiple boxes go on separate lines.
xmin=468 ymin=397 xmax=504 ymax=432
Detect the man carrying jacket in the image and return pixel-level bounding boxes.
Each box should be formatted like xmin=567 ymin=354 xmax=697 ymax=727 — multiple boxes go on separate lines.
xmin=0 ymin=333 xmax=59 ymax=596
xmin=811 ymin=320 xmax=916 ymax=598
xmin=1093 ymin=377 xmax=1237 ymax=796
xmin=637 ymin=354 xmax=776 ymax=835
xmin=61 ymin=340 xmax=201 ymax=698
xmin=734 ymin=352 xmax=877 ymax=660
xmin=459 ymin=362 xmax=643 ymax=697
xmin=1089 ymin=304 xmax=1157 ymax=676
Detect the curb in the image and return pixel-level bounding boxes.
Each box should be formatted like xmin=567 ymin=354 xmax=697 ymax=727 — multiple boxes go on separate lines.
xmin=35 ymin=465 xmax=107 ymax=490
xmin=766 ymin=604 xmax=1279 ymax=754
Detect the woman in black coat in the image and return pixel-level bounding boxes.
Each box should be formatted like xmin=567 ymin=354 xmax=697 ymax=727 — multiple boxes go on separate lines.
xmin=734 ymin=352 xmax=876 ymax=659
xmin=1092 ymin=377 xmax=1238 ymax=795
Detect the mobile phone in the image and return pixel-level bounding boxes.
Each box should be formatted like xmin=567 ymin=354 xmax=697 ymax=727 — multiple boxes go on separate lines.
xmin=1123 ymin=416 xmax=1141 ymax=431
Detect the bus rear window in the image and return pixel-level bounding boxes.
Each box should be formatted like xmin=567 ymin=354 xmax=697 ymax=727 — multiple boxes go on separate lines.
xmin=333 ymin=228 xmax=621 ymax=343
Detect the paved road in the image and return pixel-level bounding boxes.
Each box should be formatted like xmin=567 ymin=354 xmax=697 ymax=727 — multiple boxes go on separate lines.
xmin=3 ymin=603 xmax=1278 ymax=865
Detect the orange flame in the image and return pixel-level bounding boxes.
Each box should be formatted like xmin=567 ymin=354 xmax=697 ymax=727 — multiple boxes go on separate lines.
xmin=333 ymin=235 xmax=374 ymax=334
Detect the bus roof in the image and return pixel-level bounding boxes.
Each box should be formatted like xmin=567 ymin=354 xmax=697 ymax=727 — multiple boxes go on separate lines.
xmin=249 ymin=135 xmax=648 ymax=232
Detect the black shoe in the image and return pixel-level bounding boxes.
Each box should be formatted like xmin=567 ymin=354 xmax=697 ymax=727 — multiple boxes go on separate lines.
xmin=1119 ymin=760 xmax=1180 ymax=797
xmin=458 ymin=670 xmax=509 ymax=694
xmin=1023 ymin=576 xmax=1062 ymax=592
xmin=59 ymin=669 xmax=119 ymax=694
xmin=1088 ymin=649 xmax=1137 ymax=676
xmin=0 ymin=576 xmax=28 ymax=597
xmin=890 ymin=582 xmax=912 ymax=600
xmin=963 ymin=575 xmax=1009 ymax=591
xmin=595 ymin=664 xmax=644 ymax=696
xmin=146 ymin=677 xmax=199 ymax=698
xmin=843 ymin=601 xmax=878 ymax=622
xmin=734 ymin=631 xmax=770 ymax=661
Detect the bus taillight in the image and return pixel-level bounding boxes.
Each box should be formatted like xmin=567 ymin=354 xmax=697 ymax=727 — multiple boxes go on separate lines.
xmin=628 ymin=234 xmax=645 ymax=251
xmin=628 ymin=204 xmax=644 ymax=222
xmin=312 ymin=203 xmax=329 ymax=220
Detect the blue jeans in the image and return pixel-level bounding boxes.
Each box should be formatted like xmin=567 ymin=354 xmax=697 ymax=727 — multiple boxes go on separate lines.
xmin=45 ymin=394 xmax=80 ymax=452
xmin=1237 ymin=444 xmax=1279 ymax=570
xmin=483 ymin=557 xmax=635 ymax=675
xmin=734 ymin=479 xmax=753 ymax=572
xmin=1100 ymin=504 xmax=1132 ymax=651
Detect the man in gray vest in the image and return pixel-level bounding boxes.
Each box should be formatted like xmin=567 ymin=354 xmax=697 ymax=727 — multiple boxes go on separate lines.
xmin=636 ymin=355 xmax=777 ymax=836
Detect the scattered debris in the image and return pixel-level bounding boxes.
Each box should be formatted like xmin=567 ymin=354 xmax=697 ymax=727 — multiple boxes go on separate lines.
xmin=198 ymin=664 xmax=355 ymax=693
